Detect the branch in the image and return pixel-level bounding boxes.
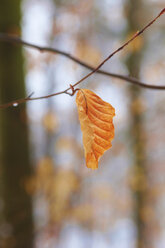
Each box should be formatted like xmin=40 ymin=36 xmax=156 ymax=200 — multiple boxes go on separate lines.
xmin=72 ymin=8 xmax=165 ymax=88
xmin=0 ymin=8 xmax=164 ymax=109
xmin=0 ymin=33 xmax=165 ymax=90
xmin=0 ymin=89 xmax=73 ymax=109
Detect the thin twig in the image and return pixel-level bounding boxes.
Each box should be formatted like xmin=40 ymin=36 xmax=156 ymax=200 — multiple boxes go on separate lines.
xmin=72 ymin=8 xmax=165 ymax=88
xmin=0 ymin=33 xmax=164 ymax=90
xmin=0 ymin=90 xmax=71 ymax=109
xmin=0 ymin=8 xmax=164 ymax=109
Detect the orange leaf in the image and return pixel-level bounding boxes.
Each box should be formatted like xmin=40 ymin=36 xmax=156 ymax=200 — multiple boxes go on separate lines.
xmin=76 ymin=89 xmax=115 ymax=169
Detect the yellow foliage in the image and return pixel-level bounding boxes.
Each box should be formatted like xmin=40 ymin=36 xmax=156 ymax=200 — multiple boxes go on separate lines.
xmin=28 ymin=159 xmax=80 ymax=224
xmin=124 ymin=32 xmax=143 ymax=53
xmin=42 ymin=111 xmax=58 ymax=132
xmin=47 ymin=169 xmax=80 ymax=223
xmin=91 ymin=185 xmax=113 ymax=202
xmin=56 ymin=137 xmax=75 ymax=151
xmin=52 ymin=170 xmax=79 ymax=200
xmin=24 ymin=157 xmax=55 ymax=194
xmin=76 ymin=40 xmax=101 ymax=66
xmin=71 ymin=204 xmax=94 ymax=226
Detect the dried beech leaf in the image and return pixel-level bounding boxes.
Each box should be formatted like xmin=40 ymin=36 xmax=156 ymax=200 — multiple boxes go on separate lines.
xmin=76 ymin=89 xmax=115 ymax=169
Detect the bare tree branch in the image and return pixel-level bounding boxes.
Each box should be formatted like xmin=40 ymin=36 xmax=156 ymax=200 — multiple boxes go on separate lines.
xmin=0 ymin=33 xmax=164 ymax=90
xmin=0 ymin=8 xmax=164 ymax=109
xmin=72 ymin=8 xmax=165 ymax=88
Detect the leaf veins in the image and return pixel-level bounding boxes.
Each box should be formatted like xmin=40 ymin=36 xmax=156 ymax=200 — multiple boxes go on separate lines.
xmin=76 ymin=89 xmax=115 ymax=169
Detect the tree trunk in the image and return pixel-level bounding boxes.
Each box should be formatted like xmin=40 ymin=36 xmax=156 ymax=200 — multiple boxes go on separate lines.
xmin=0 ymin=1 xmax=34 ymax=247
xmin=126 ymin=1 xmax=149 ymax=248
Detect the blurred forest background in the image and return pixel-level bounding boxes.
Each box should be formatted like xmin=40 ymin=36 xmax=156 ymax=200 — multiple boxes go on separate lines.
xmin=0 ymin=0 xmax=165 ymax=248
